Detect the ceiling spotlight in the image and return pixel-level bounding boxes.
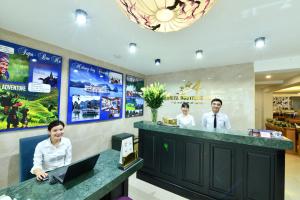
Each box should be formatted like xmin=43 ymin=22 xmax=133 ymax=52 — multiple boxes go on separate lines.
xmin=75 ymin=9 xmax=88 ymax=25
xmin=155 ymin=59 xmax=161 ymax=66
xmin=265 ymin=75 xmax=271 ymax=79
xmin=195 ymin=50 xmax=203 ymax=59
xmin=31 ymin=58 xmax=37 ymax=62
xmin=129 ymin=43 xmax=137 ymax=53
xmin=255 ymin=37 xmax=266 ymax=48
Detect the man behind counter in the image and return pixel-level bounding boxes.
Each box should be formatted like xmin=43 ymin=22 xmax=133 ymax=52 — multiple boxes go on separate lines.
xmin=202 ymin=98 xmax=231 ymax=129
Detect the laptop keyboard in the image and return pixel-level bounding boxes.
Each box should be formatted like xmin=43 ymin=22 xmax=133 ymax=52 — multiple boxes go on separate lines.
xmin=58 ymin=173 xmax=65 ymax=180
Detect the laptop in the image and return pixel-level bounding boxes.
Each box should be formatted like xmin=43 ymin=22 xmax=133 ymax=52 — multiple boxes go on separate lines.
xmin=53 ymin=153 xmax=100 ymax=184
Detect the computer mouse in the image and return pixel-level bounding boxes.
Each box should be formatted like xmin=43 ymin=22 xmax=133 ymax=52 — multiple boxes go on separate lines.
xmin=41 ymin=176 xmax=49 ymax=181
xmin=157 ymin=121 xmax=163 ymax=125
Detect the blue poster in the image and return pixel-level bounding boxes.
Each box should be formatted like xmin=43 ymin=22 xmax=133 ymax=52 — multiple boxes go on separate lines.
xmin=67 ymin=59 xmax=123 ymax=124
xmin=0 ymin=40 xmax=62 ymax=133
xmin=125 ymin=75 xmax=144 ymax=118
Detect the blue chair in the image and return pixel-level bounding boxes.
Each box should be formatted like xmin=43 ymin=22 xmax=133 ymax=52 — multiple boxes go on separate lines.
xmin=19 ymin=134 xmax=48 ymax=182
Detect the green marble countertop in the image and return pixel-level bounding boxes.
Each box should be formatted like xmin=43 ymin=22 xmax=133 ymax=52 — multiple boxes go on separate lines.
xmin=134 ymin=121 xmax=293 ymax=150
xmin=0 ymin=149 xmax=143 ymax=200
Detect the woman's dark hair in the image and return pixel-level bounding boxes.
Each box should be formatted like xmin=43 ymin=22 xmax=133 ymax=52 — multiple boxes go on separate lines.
xmin=211 ymin=98 xmax=222 ymax=105
xmin=48 ymin=120 xmax=65 ymax=131
xmin=181 ymin=102 xmax=190 ymax=109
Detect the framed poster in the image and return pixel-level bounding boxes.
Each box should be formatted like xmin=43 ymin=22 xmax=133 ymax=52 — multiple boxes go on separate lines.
xmin=67 ymin=59 xmax=123 ymax=124
xmin=0 ymin=40 xmax=62 ymax=133
xmin=125 ymin=75 xmax=144 ymax=118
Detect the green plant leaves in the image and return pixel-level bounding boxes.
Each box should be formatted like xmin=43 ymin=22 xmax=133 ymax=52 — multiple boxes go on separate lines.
xmin=141 ymin=82 xmax=167 ymax=109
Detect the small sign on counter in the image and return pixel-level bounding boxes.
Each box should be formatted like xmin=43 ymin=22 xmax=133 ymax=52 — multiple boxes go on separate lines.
xmin=260 ymin=131 xmax=271 ymax=138
xmin=248 ymin=129 xmax=282 ymax=139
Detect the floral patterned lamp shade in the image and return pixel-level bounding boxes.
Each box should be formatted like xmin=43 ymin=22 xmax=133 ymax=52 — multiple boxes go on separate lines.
xmin=117 ymin=0 xmax=216 ymax=32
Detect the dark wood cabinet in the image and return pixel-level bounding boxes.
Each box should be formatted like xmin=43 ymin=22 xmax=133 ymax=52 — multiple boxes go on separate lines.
xmin=137 ymin=129 xmax=285 ymax=200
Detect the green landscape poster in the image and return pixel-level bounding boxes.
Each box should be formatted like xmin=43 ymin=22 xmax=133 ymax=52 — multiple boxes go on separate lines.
xmin=125 ymin=75 xmax=144 ymax=118
xmin=0 ymin=40 xmax=62 ymax=132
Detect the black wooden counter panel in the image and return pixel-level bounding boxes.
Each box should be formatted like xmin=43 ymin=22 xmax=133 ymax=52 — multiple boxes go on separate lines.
xmin=137 ymin=129 xmax=285 ymax=200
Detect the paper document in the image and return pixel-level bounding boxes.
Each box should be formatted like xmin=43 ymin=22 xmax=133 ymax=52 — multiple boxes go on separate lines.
xmin=119 ymin=137 xmax=133 ymax=164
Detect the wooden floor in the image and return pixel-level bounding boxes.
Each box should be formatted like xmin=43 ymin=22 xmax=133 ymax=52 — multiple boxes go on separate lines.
xmin=129 ymin=153 xmax=300 ymax=200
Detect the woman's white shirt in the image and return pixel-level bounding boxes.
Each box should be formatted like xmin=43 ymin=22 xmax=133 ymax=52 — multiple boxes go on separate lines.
xmin=30 ymin=137 xmax=72 ymax=174
xmin=176 ymin=114 xmax=195 ymax=128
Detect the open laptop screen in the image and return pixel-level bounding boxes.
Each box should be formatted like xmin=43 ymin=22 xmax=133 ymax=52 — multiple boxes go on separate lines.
xmin=54 ymin=153 xmax=100 ymax=184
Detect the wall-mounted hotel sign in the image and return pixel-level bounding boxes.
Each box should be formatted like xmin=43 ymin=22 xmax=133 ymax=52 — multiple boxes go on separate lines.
xmin=165 ymin=80 xmax=211 ymax=104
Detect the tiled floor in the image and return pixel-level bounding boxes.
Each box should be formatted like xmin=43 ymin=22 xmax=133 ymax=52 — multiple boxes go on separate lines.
xmin=129 ymin=153 xmax=300 ymax=200
xmin=129 ymin=174 xmax=187 ymax=200
xmin=285 ymin=153 xmax=300 ymax=200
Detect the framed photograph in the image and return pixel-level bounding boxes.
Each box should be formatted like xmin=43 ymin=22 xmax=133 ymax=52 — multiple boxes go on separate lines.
xmin=125 ymin=75 xmax=144 ymax=118
xmin=0 ymin=40 xmax=62 ymax=133
xmin=67 ymin=59 xmax=123 ymax=124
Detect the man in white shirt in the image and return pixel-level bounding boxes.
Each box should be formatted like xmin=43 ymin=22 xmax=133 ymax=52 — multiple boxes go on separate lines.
xmin=202 ymin=98 xmax=231 ymax=129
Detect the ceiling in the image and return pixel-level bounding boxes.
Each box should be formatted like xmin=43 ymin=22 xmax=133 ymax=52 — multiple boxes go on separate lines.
xmin=0 ymin=0 xmax=300 ymax=75
xmin=274 ymin=86 xmax=300 ymax=93
xmin=255 ymin=69 xmax=300 ymax=91
xmin=255 ymin=69 xmax=300 ymax=83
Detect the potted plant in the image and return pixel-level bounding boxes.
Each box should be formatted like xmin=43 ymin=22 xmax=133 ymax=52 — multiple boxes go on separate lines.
xmin=141 ymin=82 xmax=167 ymax=122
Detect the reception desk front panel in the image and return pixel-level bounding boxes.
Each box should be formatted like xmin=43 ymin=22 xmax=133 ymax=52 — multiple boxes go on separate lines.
xmin=135 ymin=121 xmax=291 ymax=200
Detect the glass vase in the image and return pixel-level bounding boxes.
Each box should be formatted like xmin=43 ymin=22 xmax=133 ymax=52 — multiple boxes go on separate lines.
xmin=151 ymin=108 xmax=158 ymax=123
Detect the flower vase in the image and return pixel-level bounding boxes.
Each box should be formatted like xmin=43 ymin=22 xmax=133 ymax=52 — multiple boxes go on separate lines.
xmin=151 ymin=108 xmax=158 ymax=123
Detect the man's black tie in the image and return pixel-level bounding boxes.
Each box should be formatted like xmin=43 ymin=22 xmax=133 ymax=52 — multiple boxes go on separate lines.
xmin=214 ymin=114 xmax=217 ymax=128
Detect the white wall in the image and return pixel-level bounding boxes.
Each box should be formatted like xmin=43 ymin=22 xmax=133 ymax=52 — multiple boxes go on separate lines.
xmin=145 ymin=63 xmax=255 ymax=130
xmin=0 ymin=28 xmax=145 ymax=188
xmin=255 ymin=87 xmax=273 ymax=129
xmin=255 ymin=87 xmax=263 ymax=129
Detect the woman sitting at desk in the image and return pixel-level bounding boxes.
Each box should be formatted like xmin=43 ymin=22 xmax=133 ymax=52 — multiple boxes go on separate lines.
xmin=31 ymin=120 xmax=72 ymax=181
xmin=176 ymin=102 xmax=195 ymax=128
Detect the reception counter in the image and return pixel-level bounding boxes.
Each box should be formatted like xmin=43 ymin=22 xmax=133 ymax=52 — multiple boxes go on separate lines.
xmin=0 ymin=149 xmax=143 ymax=200
xmin=134 ymin=121 xmax=293 ymax=200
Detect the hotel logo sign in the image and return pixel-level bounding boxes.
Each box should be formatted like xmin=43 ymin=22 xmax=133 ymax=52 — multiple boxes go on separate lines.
xmin=165 ymin=80 xmax=210 ymax=104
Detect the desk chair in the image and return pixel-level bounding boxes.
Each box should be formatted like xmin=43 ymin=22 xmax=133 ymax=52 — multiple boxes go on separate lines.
xmin=19 ymin=134 xmax=48 ymax=182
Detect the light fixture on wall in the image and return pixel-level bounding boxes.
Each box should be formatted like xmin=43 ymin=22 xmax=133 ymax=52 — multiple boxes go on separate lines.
xmin=116 ymin=0 xmax=216 ymax=32
xmin=75 ymin=9 xmax=88 ymax=25
xmin=255 ymin=37 xmax=266 ymax=48
xmin=265 ymin=75 xmax=271 ymax=79
xmin=195 ymin=50 xmax=203 ymax=59
xmin=129 ymin=43 xmax=137 ymax=54
xmin=155 ymin=58 xmax=161 ymax=66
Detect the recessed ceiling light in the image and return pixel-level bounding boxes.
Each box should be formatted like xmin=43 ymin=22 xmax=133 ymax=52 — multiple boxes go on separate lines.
xmin=195 ymin=50 xmax=203 ymax=59
xmin=155 ymin=59 xmax=161 ymax=66
xmin=75 ymin=9 xmax=88 ymax=25
xmin=129 ymin=43 xmax=137 ymax=54
xmin=255 ymin=37 xmax=266 ymax=48
xmin=266 ymin=75 xmax=271 ymax=79
xmin=31 ymin=58 xmax=37 ymax=62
